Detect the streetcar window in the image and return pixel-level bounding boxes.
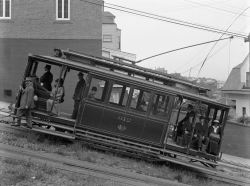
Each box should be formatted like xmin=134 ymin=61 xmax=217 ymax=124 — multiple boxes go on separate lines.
xmin=87 ymin=77 xmax=107 ymax=102
xmin=151 ymin=94 xmax=170 ymax=118
xmin=109 ymin=83 xmax=130 ymax=106
xmin=130 ymin=89 xmax=150 ymax=112
xmin=209 ymin=108 xmax=215 ymax=119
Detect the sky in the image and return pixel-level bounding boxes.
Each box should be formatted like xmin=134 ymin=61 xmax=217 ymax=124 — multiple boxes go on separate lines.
xmin=104 ymin=0 xmax=250 ymax=81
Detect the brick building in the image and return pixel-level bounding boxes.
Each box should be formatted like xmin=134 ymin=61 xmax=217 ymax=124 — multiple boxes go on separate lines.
xmin=0 ymin=0 xmax=102 ymax=102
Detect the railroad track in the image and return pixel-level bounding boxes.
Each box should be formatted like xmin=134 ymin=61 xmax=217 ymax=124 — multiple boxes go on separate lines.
xmin=1 ymin=113 xmax=250 ymax=185
xmin=0 ymin=143 xmax=187 ymax=186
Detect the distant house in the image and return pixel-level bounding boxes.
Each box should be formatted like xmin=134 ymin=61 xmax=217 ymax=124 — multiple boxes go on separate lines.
xmin=221 ymin=54 xmax=250 ymax=118
xmin=102 ymin=11 xmax=136 ymax=61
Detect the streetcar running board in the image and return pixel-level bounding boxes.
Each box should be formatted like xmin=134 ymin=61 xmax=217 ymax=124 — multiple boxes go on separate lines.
xmin=32 ymin=126 xmax=75 ymax=140
xmin=32 ymin=118 xmax=75 ymax=131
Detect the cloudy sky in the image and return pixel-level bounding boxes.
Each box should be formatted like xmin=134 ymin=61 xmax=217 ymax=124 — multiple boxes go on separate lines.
xmin=104 ymin=0 xmax=250 ymax=81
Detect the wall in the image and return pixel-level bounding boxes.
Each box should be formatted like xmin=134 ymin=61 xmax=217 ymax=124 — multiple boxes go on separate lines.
xmin=0 ymin=38 xmax=101 ymax=103
xmin=0 ymin=0 xmax=102 ymax=39
xmin=102 ymin=24 xmax=121 ymax=50
xmin=225 ymin=93 xmax=250 ymax=117
xmin=0 ymin=0 xmax=102 ymax=103
xmin=240 ymin=55 xmax=249 ymax=84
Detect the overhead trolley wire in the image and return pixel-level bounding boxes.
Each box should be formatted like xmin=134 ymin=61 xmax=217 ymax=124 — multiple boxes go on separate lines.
xmin=183 ymin=0 xmax=250 ymax=19
xmin=179 ymin=41 xmax=230 ymax=75
xmin=82 ymin=0 xmax=248 ymax=39
xmin=104 ymin=2 xmax=248 ymax=39
xmin=197 ymin=7 xmax=250 ymax=76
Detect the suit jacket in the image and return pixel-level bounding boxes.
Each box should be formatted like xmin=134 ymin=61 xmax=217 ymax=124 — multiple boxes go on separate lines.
xmin=194 ymin=122 xmax=206 ymax=136
xmin=73 ymin=79 xmax=86 ymax=101
xmin=19 ymin=84 xmax=35 ymax=109
xmin=40 ymin=71 xmax=53 ymax=91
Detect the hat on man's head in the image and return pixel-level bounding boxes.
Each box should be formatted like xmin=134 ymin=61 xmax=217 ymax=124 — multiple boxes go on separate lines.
xmin=45 ymin=64 xmax=51 ymax=70
xmin=78 ymin=72 xmax=83 ymax=76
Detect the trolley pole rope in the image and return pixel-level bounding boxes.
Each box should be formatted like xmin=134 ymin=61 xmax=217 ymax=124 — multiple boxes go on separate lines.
xmin=136 ymin=36 xmax=234 ymax=64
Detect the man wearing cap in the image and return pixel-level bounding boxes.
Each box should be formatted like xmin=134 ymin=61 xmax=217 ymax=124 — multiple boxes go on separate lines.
xmin=16 ymin=77 xmax=35 ymax=128
xmin=40 ymin=65 xmax=53 ymax=91
xmin=71 ymin=72 xmax=86 ymax=119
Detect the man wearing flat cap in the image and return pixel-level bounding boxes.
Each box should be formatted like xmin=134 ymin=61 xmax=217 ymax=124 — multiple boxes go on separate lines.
xmin=40 ymin=64 xmax=53 ymax=91
xmin=71 ymin=72 xmax=86 ymax=119
xmin=16 ymin=77 xmax=35 ymax=128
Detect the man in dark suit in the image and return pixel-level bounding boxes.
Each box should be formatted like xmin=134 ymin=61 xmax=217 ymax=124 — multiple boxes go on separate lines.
xmin=176 ymin=104 xmax=195 ymax=137
xmin=40 ymin=64 xmax=53 ymax=91
xmin=194 ymin=116 xmax=209 ymax=151
xmin=71 ymin=72 xmax=86 ymax=119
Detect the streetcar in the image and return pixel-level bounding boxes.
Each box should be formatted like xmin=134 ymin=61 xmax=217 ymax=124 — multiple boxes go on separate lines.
xmin=13 ymin=50 xmax=230 ymax=167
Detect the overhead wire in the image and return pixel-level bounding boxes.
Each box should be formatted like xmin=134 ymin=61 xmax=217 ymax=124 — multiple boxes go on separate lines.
xmin=183 ymin=0 xmax=250 ymax=19
xmin=197 ymin=7 xmax=249 ymax=76
xmin=81 ymin=0 xmax=248 ymax=39
xmin=174 ymin=41 xmax=228 ymax=73
xmin=82 ymin=0 xmax=249 ymax=77
xmin=180 ymin=41 xmax=232 ymax=75
xmin=104 ymin=2 xmax=248 ymax=39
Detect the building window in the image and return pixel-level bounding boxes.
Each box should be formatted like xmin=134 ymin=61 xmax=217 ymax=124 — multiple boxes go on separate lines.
xmin=243 ymin=107 xmax=246 ymax=116
xmin=0 ymin=0 xmax=11 ymax=19
xmin=103 ymin=35 xmax=112 ymax=42
xmin=56 ymin=0 xmax=70 ymax=20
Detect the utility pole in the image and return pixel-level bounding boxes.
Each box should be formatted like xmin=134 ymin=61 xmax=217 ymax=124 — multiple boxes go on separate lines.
xmin=244 ymin=33 xmax=250 ymax=123
xmin=245 ymin=33 xmax=250 ymax=83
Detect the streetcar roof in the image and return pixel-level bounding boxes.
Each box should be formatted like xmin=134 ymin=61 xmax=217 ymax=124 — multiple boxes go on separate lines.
xmin=62 ymin=50 xmax=210 ymax=92
xmin=30 ymin=54 xmax=230 ymax=109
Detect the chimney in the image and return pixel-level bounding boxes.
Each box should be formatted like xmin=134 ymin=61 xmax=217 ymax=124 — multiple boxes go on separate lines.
xmin=246 ymin=72 xmax=250 ymax=87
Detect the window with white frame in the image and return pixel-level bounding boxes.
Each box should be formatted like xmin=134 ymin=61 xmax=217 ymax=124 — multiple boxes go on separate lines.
xmin=0 ymin=0 xmax=11 ymax=19
xmin=56 ymin=0 xmax=70 ymax=20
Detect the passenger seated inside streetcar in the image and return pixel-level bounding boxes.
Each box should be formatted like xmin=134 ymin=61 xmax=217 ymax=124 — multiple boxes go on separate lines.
xmin=88 ymin=86 xmax=97 ymax=100
xmin=31 ymin=75 xmax=50 ymax=94
xmin=137 ymin=100 xmax=147 ymax=112
xmin=46 ymin=78 xmax=65 ymax=116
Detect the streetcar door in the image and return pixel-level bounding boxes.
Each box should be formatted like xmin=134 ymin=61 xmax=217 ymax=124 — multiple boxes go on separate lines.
xmin=123 ymin=88 xmax=150 ymax=140
xmin=143 ymin=93 xmax=174 ymax=144
xmin=77 ymin=76 xmax=109 ymax=129
xmin=101 ymin=82 xmax=131 ymax=133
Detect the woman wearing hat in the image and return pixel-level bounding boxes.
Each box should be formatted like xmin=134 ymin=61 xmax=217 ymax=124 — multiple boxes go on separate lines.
xmin=207 ymin=120 xmax=221 ymax=155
